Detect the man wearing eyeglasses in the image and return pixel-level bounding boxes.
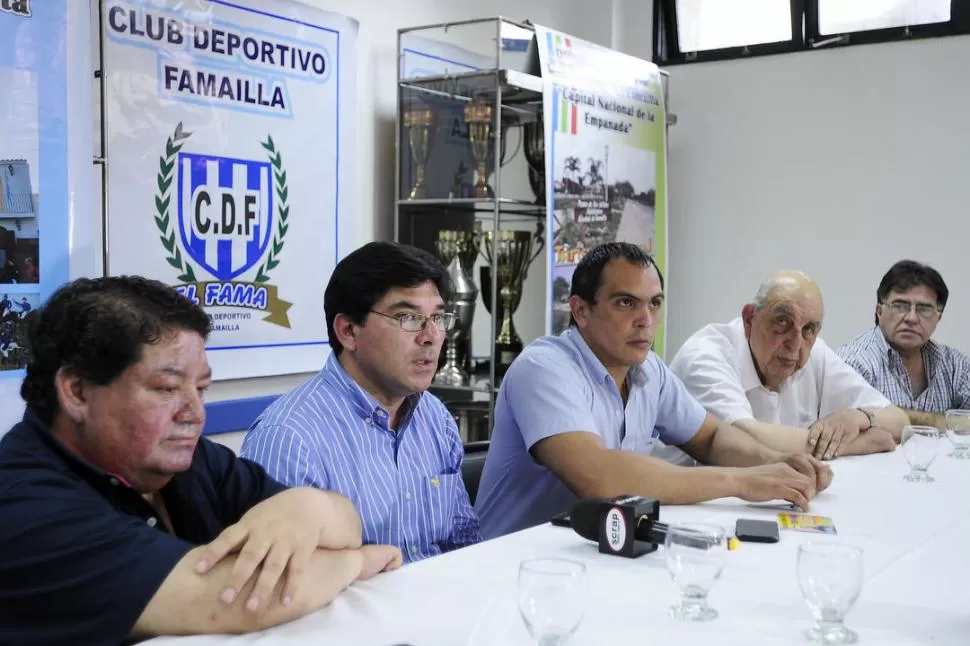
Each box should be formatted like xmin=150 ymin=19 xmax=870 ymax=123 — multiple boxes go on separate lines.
xmin=669 ymin=270 xmax=907 ymax=461
xmin=242 ymin=242 xmax=482 ymax=563
xmin=837 ymin=260 xmax=970 ymax=429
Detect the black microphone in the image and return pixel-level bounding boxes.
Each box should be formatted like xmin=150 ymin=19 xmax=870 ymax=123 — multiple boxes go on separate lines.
xmin=569 ymin=495 xmax=665 ymax=558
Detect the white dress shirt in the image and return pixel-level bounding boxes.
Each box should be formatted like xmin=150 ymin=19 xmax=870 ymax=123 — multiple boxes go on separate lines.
xmin=669 ymin=318 xmax=891 ymax=428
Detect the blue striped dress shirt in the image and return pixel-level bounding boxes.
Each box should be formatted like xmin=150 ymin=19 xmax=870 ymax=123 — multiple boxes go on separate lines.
xmin=240 ymin=353 xmax=482 ymax=563
xmin=837 ymin=326 xmax=970 ymax=414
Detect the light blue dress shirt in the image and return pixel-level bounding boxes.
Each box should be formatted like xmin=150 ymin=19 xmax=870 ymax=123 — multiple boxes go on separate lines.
xmin=474 ymin=327 xmax=707 ymax=539
xmin=240 ymin=353 xmax=482 ymax=563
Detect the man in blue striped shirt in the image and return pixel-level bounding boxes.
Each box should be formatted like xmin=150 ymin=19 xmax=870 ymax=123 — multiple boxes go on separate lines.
xmin=838 ymin=260 xmax=970 ymax=429
xmin=242 ymin=242 xmax=482 ymax=563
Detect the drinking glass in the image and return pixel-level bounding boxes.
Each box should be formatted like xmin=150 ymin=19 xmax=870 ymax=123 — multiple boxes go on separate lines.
xmin=518 ymin=559 xmax=587 ymax=646
xmin=944 ymin=409 xmax=970 ymax=459
xmin=664 ymin=523 xmax=727 ymax=621
xmin=797 ymin=543 xmax=864 ymax=644
xmin=900 ymin=425 xmax=944 ymax=482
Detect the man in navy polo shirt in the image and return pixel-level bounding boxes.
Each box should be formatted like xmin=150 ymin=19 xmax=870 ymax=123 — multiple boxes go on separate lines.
xmin=0 ymin=276 xmax=402 ymax=645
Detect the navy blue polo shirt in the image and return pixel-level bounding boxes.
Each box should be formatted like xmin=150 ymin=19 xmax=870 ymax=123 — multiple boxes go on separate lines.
xmin=0 ymin=410 xmax=287 ymax=646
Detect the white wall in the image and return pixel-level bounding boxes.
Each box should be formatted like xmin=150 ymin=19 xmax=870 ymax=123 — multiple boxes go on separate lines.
xmin=665 ymin=35 xmax=970 ymax=355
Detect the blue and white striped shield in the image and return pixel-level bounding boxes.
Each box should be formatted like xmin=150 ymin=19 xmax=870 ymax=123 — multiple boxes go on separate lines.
xmin=177 ymin=152 xmax=273 ymax=282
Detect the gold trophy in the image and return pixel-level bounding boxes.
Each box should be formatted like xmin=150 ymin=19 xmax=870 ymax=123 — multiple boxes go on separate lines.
xmin=479 ymin=222 xmax=545 ymax=377
xmin=464 ymin=99 xmax=494 ymax=198
xmin=404 ymin=107 xmax=434 ymax=199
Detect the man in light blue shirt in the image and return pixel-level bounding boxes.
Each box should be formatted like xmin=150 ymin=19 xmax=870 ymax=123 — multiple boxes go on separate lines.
xmin=242 ymin=242 xmax=482 ymax=563
xmin=475 ymin=243 xmax=833 ymax=539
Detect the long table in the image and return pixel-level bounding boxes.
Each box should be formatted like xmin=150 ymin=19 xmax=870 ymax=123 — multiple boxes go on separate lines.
xmin=147 ymin=450 xmax=970 ymax=645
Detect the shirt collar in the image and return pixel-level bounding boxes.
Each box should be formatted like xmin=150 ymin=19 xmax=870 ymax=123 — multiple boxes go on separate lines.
xmin=20 ymin=409 xmax=139 ymax=490
xmin=321 ymin=352 xmax=421 ymax=428
xmin=871 ymin=325 xmax=894 ymax=358
xmin=729 ymin=318 xmax=765 ymax=392
xmin=872 ymin=325 xmax=941 ymax=372
xmin=562 ymin=327 xmax=649 ymax=388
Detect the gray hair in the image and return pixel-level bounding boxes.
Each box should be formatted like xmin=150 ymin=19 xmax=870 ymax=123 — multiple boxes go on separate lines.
xmin=750 ymin=271 xmax=824 ymax=318
xmin=751 ymin=282 xmax=771 ymax=311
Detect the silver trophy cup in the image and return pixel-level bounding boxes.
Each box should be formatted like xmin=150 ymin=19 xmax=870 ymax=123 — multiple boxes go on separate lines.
xmin=433 ymin=230 xmax=479 ymax=386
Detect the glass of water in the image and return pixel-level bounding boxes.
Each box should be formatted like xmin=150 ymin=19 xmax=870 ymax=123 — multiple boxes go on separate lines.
xmin=797 ymin=543 xmax=864 ymax=644
xmin=945 ymin=409 xmax=970 ymax=459
xmin=901 ymin=425 xmax=944 ymax=482
xmin=518 ymin=559 xmax=587 ymax=646
xmin=664 ymin=523 xmax=727 ymax=621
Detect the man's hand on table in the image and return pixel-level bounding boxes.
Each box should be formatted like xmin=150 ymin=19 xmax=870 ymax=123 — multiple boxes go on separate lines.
xmin=779 ymin=452 xmax=833 ymax=493
xmin=733 ymin=462 xmax=818 ymax=510
xmin=194 ymin=488 xmax=362 ymax=613
xmin=807 ymin=409 xmax=868 ymax=460
xmin=357 ymin=544 xmax=404 ymax=581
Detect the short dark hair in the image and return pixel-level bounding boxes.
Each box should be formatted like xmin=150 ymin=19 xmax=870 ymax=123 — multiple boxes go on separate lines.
xmin=569 ymin=242 xmax=664 ymax=325
xmin=325 ymin=242 xmax=451 ymax=355
xmin=875 ymin=260 xmax=949 ymax=324
xmin=21 ymin=276 xmax=212 ymax=425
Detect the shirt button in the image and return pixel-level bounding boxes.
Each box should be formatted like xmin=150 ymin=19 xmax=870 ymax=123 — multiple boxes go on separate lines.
xmin=363 ymin=417 xmax=371 ymax=424
xmin=375 ymin=410 xmax=385 ymax=417
xmin=147 ymin=517 xmax=158 ymax=527
xmin=109 ymin=478 xmax=120 ymax=486
xmin=405 ymin=492 xmax=412 ymax=501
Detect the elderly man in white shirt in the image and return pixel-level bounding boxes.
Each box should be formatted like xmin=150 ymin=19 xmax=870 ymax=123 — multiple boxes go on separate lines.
xmin=670 ymin=270 xmax=907 ymax=460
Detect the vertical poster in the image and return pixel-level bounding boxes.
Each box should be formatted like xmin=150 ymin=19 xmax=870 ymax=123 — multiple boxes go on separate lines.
xmin=0 ymin=0 xmax=92 ymax=435
xmin=103 ymin=0 xmax=357 ymax=380
xmin=533 ymin=26 xmax=669 ymax=357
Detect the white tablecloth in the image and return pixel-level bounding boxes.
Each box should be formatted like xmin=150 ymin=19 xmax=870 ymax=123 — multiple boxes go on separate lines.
xmin=148 ymin=451 xmax=970 ymax=645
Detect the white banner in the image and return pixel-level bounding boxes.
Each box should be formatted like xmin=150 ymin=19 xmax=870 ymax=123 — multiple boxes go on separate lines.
xmin=103 ymin=0 xmax=357 ymax=380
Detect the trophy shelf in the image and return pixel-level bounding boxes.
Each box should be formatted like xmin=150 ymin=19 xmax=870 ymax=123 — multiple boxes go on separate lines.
xmin=399 ymin=69 xmax=543 ymax=112
xmin=429 ymin=379 xmax=498 ymax=397
xmin=397 ymin=197 xmax=545 ymax=222
xmin=396 ymin=17 xmax=549 ymax=443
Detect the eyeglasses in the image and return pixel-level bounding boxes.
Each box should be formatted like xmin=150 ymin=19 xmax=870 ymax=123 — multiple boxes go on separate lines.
xmin=883 ymin=300 xmax=941 ymax=319
xmin=369 ymin=310 xmax=456 ymax=332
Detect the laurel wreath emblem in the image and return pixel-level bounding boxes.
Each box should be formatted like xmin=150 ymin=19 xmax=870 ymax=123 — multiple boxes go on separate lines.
xmin=254 ymin=135 xmax=289 ymax=284
xmin=153 ymin=122 xmax=290 ymax=284
xmin=155 ymin=122 xmax=196 ymax=283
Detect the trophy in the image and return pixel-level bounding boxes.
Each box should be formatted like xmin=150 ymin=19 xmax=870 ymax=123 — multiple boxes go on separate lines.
xmin=480 ymin=222 xmax=545 ymax=377
xmin=433 ymin=230 xmax=479 ymax=386
xmin=464 ymin=99 xmax=494 ymax=198
xmin=464 ymin=98 xmax=521 ymax=199
xmin=523 ymin=113 xmax=545 ymax=205
xmin=404 ymin=107 xmax=434 ymax=199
